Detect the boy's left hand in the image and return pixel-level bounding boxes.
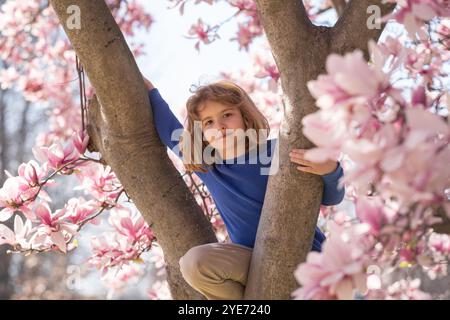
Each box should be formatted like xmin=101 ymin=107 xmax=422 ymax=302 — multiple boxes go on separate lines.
xmin=289 ymin=149 xmax=338 ymax=176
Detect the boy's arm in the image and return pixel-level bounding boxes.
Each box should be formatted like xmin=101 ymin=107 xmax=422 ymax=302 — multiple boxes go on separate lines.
xmin=320 ymin=162 xmax=345 ymax=206
xmin=145 ymin=79 xmax=184 ymax=158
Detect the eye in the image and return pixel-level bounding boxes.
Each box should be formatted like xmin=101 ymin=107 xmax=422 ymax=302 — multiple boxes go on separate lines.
xmin=204 ymin=120 xmax=213 ymax=126
xmin=223 ymin=112 xmax=232 ymax=118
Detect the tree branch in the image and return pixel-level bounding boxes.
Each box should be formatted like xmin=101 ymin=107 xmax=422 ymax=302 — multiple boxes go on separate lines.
xmin=331 ymin=0 xmax=347 ymax=17
xmin=331 ymin=0 xmax=396 ymax=58
xmin=432 ymin=206 xmax=450 ymax=234
xmin=254 ymin=0 xmax=319 ymax=82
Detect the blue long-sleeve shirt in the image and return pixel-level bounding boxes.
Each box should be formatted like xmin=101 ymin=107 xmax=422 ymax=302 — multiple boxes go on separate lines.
xmin=148 ymin=88 xmax=345 ymax=251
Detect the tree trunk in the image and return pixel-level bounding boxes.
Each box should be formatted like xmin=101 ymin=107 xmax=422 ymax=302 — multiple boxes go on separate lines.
xmin=15 ymin=101 xmax=31 ymax=165
xmin=331 ymin=0 xmax=347 ymax=17
xmin=49 ymin=0 xmax=217 ymax=299
xmin=244 ymin=0 xmax=394 ymax=299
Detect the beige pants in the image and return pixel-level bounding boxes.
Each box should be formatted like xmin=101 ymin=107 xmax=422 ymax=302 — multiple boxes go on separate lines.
xmin=179 ymin=242 xmax=253 ymax=300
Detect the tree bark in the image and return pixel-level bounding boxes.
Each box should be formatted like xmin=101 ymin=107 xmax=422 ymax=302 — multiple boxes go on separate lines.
xmin=244 ymin=0 xmax=394 ymax=299
xmin=15 ymin=101 xmax=31 ymax=165
xmin=49 ymin=0 xmax=217 ymax=299
xmin=331 ymin=0 xmax=397 ymax=58
xmin=331 ymin=0 xmax=347 ymax=17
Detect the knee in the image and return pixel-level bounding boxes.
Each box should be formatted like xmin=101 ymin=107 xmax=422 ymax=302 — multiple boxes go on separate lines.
xmin=179 ymin=245 xmax=210 ymax=285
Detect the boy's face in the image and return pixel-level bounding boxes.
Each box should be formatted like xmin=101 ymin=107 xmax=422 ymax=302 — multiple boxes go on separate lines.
xmin=197 ymin=100 xmax=247 ymax=160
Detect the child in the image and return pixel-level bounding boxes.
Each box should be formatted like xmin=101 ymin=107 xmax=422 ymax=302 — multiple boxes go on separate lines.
xmin=143 ymin=76 xmax=345 ymax=300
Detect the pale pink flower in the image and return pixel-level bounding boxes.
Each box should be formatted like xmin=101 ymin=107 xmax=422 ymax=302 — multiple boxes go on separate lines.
xmin=307 ymin=50 xmax=389 ymax=110
xmin=88 ymin=232 xmax=136 ymax=273
xmin=292 ymin=222 xmax=370 ymax=300
xmin=17 ymin=160 xmax=49 ymax=187
xmin=33 ymin=202 xmax=78 ymax=253
xmin=428 ymin=233 xmax=450 ymax=256
xmin=0 ymin=176 xmax=36 ymax=221
xmin=187 ymin=18 xmax=219 ymax=51
xmin=108 ymin=205 xmax=155 ymax=243
xmin=71 ymin=129 xmax=89 ymax=155
xmin=384 ymin=0 xmax=450 ymax=36
xmin=0 ymin=215 xmax=33 ymax=249
xmin=32 ymin=141 xmax=80 ymax=171
xmin=232 ymin=23 xmax=256 ymax=51
xmin=64 ymin=197 xmax=100 ymax=225
xmin=356 ymin=197 xmax=393 ymax=236
xmin=385 ymin=279 xmax=431 ymax=300
xmin=73 ymin=162 xmax=122 ymax=203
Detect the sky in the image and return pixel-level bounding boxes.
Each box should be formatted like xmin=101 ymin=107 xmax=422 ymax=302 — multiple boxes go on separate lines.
xmin=133 ymin=0 xmax=257 ymax=123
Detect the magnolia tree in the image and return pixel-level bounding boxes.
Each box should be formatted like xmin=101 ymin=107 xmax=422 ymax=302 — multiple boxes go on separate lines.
xmin=0 ymin=0 xmax=449 ymax=300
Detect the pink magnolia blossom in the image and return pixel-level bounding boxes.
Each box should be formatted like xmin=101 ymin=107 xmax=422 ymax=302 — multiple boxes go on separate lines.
xmin=102 ymin=263 xmax=144 ymax=299
xmin=0 ymin=176 xmax=37 ymax=221
xmin=231 ymin=23 xmax=258 ymax=51
xmin=32 ymin=141 xmax=80 ymax=171
xmin=64 ymin=197 xmax=100 ymax=225
xmin=108 ymin=205 xmax=155 ymax=243
xmin=228 ymin=0 xmax=256 ymax=11
xmin=88 ymin=232 xmax=140 ymax=274
xmin=303 ymin=39 xmax=449 ymax=213
xmin=292 ymin=222 xmax=370 ymax=300
xmin=148 ymin=280 xmax=172 ymax=300
xmin=177 ymin=0 xmax=263 ymax=52
xmin=307 ymin=49 xmax=389 ymax=110
xmin=71 ymin=129 xmax=89 ymax=155
xmin=385 ymin=279 xmax=431 ymax=300
xmin=0 ymin=215 xmax=33 ymax=249
xmin=32 ymin=202 xmax=78 ymax=253
xmin=17 ymin=160 xmax=49 ymax=187
xmin=355 ymin=197 xmax=391 ymax=236
xmin=87 ymin=207 xmax=155 ymax=277
xmin=301 ymin=107 xmax=347 ymax=162
xmin=428 ymin=233 xmax=450 ymax=256
xmin=73 ymin=162 xmax=122 ymax=204
xmin=254 ymin=54 xmax=280 ymax=92
xmin=384 ymin=0 xmax=450 ymax=36
xmin=187 ymin=18 xmax=219 ymax=51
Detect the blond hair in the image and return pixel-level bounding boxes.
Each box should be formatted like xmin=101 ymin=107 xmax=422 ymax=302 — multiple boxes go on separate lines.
xmin=180 ymin=80 xmax=270 ymax=173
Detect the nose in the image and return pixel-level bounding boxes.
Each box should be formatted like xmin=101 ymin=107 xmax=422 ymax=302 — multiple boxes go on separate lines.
xmin=214 ymin=121 xmax=227 ymax=136
xmin=220 ymin=126 xmax=229 ymax=138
